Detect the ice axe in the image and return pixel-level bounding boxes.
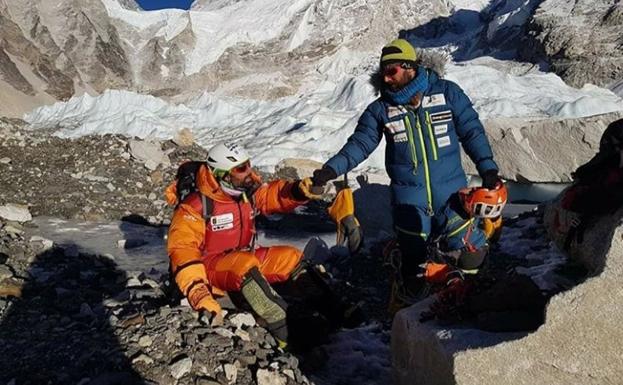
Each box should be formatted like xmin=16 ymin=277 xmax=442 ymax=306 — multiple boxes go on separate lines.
xmin=327 ymin=174 xmax=363 ymax=255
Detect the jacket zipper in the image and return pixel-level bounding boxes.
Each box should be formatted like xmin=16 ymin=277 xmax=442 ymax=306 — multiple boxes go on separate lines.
xmin=404 ymin=115 xmax=418 ymax=174
xmin=425 ymin=111 xmax=438 ymax=160
xmin=237 ymin=199 xmax=244 ymax=248
xmin=415 ymin=114 xmax=434 ymax=216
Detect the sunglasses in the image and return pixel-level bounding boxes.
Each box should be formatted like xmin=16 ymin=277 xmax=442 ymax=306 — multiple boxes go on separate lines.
xmin=230 ymin=160 xmax=251 ymax=174
xmin=382 ymin=63 xmax=412 ymax=77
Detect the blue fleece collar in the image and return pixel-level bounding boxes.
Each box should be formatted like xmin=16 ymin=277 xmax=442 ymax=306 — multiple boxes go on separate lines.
xmin=383 ymin=66 xmax=429 ymax=105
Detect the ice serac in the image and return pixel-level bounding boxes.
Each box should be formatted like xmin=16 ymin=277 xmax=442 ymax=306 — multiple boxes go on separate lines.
xmin=392 ymin=205 xmax=623 ymax=385
xmin=461 ymin=112 xmax=623 ymax=182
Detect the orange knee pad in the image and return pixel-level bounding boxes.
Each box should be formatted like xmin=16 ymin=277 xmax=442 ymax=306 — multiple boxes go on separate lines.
xmin=206 ymin=251 xmax=261 ymax=291
xmin=256 ymin=246 xmax=303 ymax=283
xmin=205 ymin=246 xmax=303 ymax=291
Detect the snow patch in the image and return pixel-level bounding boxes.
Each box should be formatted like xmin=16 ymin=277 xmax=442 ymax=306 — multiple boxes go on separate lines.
xmin=102 ymin=0 xmax=190 ymax=41
xmin=449 ymin=0 xmax=491 ymax=11
xmin=103 ymin=0 xmax=314 ymax=75
xmin=25 ymin=60 xmax=623 ymax=174
xmin=486 ymin=0 xmax=534 ymax=41
xmin=446 ymin=61 xmax=623 ymax=119
xmin=186 ymin=0 xmax=313 ymax=74
xmin=311 ymin=323 xmax=391 ymax=385
xmin=287 ymin=4 xmax=315 ymax=51
xmin=498 ymin=216 xmax=567 ymax=291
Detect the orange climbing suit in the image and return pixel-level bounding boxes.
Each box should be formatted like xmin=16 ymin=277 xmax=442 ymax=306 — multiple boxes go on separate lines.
xmin=166 ymin=164 xmax=306 ymax=299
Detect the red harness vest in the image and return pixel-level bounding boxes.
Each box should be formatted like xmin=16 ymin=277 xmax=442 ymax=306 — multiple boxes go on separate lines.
xmin=185 ymin=192 xmax=257 ymax=260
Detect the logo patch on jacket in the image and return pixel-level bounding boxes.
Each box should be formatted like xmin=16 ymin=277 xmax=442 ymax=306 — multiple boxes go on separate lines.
xmin=387 ymin=106 xmax=407 ymax=119
xmin=211 ymin=213 xmax=234 ymax=231
xmin=429 ymin=110 xmax=453 ymax=124
xmin=384 ymin=120 xmax=408 ymax=142
xmin=422 ymin=94 xmax=446 ymax=108
xmin=183 ymin=214 xmax=197 ymax=222
xmin=392 ymin=133 xmax=408 ymax=142
xmin=385 ymin=120 xmax=406 ymax=134
xmin=434 ymin=124 xmax=448 ymax=135
xmin=437 ymin=136 xmax=452 ymax=148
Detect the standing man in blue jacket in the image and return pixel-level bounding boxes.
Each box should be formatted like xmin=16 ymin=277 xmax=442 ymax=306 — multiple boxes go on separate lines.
xmin=311 ymin=39 xmax=502 ymax=311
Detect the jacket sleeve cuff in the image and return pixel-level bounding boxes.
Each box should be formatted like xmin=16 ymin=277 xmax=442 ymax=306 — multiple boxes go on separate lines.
xmin=476 ymin=159 xmax=499 ymax=177
xmin=174 ymin=263 xmax=209 ymax=296
xmin=324 ymin=158 xmax=345 ymax=177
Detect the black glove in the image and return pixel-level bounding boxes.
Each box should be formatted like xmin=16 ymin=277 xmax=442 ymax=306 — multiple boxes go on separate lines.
xmin=338 ymin=215 xmax=363 ymax=255
xmin=311 ymin=166 xmax=338 ymax=187
xmin=481 ymin=169 xmax=501 ymax=189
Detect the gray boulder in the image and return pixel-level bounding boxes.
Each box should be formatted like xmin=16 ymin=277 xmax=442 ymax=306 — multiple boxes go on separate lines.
xmin=462 ymin=112 xmax=623 ymax=182
xmin=0 ymin=204 xmax=32 ymax=222
xmin=256 ymin=369 xmax=287 ymax=385
xmin=128 ymin=139 xmax=171 ymax=170
xmin=392 ymin=206 xmax=623 ymax=385
xmin=274 ymin=158 xmax=322 ymax=181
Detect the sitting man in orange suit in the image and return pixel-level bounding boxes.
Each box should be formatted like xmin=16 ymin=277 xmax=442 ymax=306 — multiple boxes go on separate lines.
xmin=165 ymin=142 xmax=322 ymax=348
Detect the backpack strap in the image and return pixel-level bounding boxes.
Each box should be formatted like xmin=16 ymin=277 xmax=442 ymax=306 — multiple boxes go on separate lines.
xmin=249 ymin=194 xmax=258 ymax=250
xmin=184 ymin=192 xmax=214 ymax=223
xmin=175 ymin=161 xmax=208 ymax=206
xmin=200 ymin=193 xmax=214 ymax=222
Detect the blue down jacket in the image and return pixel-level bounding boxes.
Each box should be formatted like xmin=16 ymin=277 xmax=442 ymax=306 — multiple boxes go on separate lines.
xmin=325 ymin=68 xmax=498 ymax=214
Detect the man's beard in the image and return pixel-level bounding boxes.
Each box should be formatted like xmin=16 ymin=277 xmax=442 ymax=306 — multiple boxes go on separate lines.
xmin=239 ymin=177 xmax=261 ymax=194
xmin=229 ymin=173 xmax=262 ymax=195
xmin=387 ymin=78 xmax=411 ymax=92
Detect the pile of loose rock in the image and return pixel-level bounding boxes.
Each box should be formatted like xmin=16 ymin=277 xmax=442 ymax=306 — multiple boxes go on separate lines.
xmin=0 ymin=118 xmax=209 ymax=224
xmin=0 ymin=216 xmax=311 ymax=384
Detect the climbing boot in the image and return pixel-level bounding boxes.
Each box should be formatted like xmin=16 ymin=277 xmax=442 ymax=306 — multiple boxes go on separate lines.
xmin=240 ymin=267 xmax=289 ymax=347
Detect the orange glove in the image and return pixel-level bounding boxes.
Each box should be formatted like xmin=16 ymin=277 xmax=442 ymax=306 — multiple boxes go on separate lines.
xmin=328 ymin=187 xmax=363 ymax=254
xmin=420 ymin=262 xmax=452 ymax=284
xmin=294 ymin=177 xmax=323 ymax=200
xmin=187 ymin=283 xmax=222 ymax=317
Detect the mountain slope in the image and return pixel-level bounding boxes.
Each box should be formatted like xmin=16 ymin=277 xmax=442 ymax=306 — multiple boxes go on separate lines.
xmin=0 ymin=0 xmax=450 ymax=117
xmin=519 ymin=0 xmax=623 ymax=89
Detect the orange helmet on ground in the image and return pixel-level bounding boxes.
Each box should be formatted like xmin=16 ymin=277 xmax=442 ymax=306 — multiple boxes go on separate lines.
xmin=459 ymin=182 xmax=508 ymax=218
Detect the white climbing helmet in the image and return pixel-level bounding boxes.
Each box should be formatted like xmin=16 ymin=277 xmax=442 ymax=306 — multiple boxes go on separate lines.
xmin=206 ymin=142 xmax=250 ymax=175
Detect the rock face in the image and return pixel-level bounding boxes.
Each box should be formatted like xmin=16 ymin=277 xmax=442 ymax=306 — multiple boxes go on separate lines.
xmin=462 ymin=112 xmax=623 ymax=182
xmin=1 ymin=0 xmax=621 ymax=120
xmin=0 ymin=0 xmax=131 ymax=102
xmin=0 ymin=0 xmax=451 ymax=118
xmin=274 ymin=158 xmax=323 ymax=181
xmin=519 ymin=0 xmax=623 ymax=89
xmin=392 ymin=207 xmax=623 ymax=385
